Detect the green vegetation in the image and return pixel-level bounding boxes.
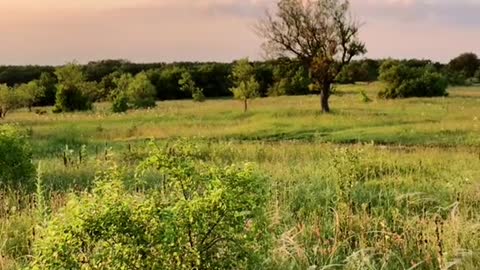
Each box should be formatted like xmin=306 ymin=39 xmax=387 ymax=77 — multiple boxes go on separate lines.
xmin=0 ymin=84 xmax=22 ymax=118
xmin=32 ymin=141 xmax=268 ymax=269
xmin=257 ymin=0 xmax=366 ymax=112
xmin=0 ymin=0 xmax=480 ymax=268
xmin=53 ymin=63 xmax=93 ymax=113
xmin=379 ymin=60 xmax=449 ymax=98
xmin=179 ymin=72 xmax=205 ymax=102
xmin=230 ymin=59 xmax=261 ymax=112
xmin=125 ymin=72 xmax=156 ymax=109
xmin=16 ymin=81 xmax=45 ymax=112
xmin=0 ymin=83 xmax=479 ymax=269
xmin=109 ymin=72 xmax=157 ymax=113
xmin=1 ymin=53 xmax=479 ymax=110
xmin=0 ymin=125 xmax=35 ymax=187
xmin=448 ymin=52 xmax=480 ymax=85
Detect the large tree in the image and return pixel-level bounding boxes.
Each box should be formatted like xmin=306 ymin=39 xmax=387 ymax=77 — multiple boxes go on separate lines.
xmin=257 ymin=0 xmax=366 ymax=112
xmin=448 ymin=52 xmax=479 ymax=79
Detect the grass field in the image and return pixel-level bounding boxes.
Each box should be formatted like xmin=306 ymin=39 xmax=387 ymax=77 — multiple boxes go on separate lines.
xmin=1 ymin=83 xmax=480 ymax=269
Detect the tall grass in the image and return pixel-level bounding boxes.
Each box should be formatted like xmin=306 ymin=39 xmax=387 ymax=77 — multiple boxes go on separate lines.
xmin=1 ymin=84 xmax=479 ymax=268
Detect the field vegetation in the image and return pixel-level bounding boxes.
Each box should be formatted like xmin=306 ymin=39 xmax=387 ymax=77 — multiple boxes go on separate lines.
xmin=0 ymin=83 xmax=479 ymax=269
xmin=1 ymin=0 xmax=480 ymax=268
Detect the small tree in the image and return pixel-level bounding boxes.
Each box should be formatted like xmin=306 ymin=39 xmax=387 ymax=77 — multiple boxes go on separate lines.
xmin=257 ymin=0 xmax=366 ymax=112
xmin=230 ymin=59 xmax=260 ymax=112
xmin=53 ymin=62 xmax=93 ymax=113
xmin=16 ymin=81 xmax=46 ymax=111
xmin=0 ymin=84 xmax=21 ymax=119
xmin=179 ymin=72 xmax=205 ymax=102
xmin=126 ymin=72 xmax=156 ymax=109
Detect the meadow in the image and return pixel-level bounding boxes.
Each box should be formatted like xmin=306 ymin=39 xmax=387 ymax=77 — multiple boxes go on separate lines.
xmin=1 ymin=83 xmax=480 ymax=269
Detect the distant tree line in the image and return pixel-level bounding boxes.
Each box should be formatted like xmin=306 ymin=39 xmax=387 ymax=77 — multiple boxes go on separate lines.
xmin=0 ymin=52 xmax=479 ymax=115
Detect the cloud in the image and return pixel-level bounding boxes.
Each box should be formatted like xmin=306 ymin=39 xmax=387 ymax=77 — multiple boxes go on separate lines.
xmin=351 ymin=0 xmax=480 ymax=27
xmin=0 ymin=1 xmax=268 ymax=65
xmin=0 ymin=0 xmax=479 ymax=64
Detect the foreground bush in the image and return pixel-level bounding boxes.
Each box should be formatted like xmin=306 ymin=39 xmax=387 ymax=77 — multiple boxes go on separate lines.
xmin=31 ymin=141 xmax=269 ymax=269
xmin=378 ymin=60 xmax=448 ymax=98
xmin=0 ymin=125 xmax=35 ymax=187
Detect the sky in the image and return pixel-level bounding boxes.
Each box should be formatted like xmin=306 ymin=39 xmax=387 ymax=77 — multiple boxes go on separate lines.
xmin=0 ymin=0 xmax=479 ymax=65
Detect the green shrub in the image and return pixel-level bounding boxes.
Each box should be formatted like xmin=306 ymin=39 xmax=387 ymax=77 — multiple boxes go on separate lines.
xmin=0 ymin=84 xmax=22 ymax=118
xmin=53 ymin=63 xmax=93 ymax=113
xmin=191 ymin=89 xmax=206 ymax=102
xmin=15 ymin=81 xmax=46 ymax=111
xmin=179 ymin=72 xmax=206 ymax=102
xmin=378 ymin=61 xmax=448 ymax=98
xmin=126 ymin=72 xmax=156 ymax=109
xmin=359 ymin=90 xmax=372 ymax=103
xmin=267 ymin=78 xmax=288 ymax=97
xmin=0 ymin=125 xmax=35 ymax=187
xmin=111 ymin=92 xmax=129 ymax=113
xmin=31 ymin=141 xmax=269 ymax=269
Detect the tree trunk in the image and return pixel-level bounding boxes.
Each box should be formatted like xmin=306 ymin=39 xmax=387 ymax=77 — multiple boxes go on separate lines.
xmin=244 ymin=99 xmax=248 ymax=113
xmin=320 ymin=82 xmax=331 ymax=113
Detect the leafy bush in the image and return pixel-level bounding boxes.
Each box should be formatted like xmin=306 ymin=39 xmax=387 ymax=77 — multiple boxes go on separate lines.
xmin=31 ymin=141 xmax=269 ymax=269
xmin=0 ymin=84 xmax=22 ymax=118
xmin=126 ymin=72 xmax=156 ymax=109
xmin=36 ymin=72 xmax=58 ymax=106
xmin=16 ymin=81 xmax=46 ymax=111
xmin=110 ymin=73 xmax=132 ymax=113
xmin=267 ymin=78 xmax=288 ymax=96
xmin=111 ymin=92 xmax=129 ymax=113
xmin=53 ymin=63 xmax=93 ymax=113
xmin=191 ymin=89 xmax=206 ymax=102
xmin=448 ymin=52 xmax=479 ymax=79
xmin=447 ymin=71 xmax=468 ymax=86
xmin=267 ymin=65 xmax=310 ymax=97
xmin=378 ymin=61 xmax=448 ymax=98
xmin=0 ymin=125 xmax=35 ymax=187
xmin=179 ymin=72 xmax=205 ymax=102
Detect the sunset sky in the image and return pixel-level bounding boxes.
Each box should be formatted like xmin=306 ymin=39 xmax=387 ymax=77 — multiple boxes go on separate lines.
xmin=0 ymin=0 xmax=479 ymax=65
